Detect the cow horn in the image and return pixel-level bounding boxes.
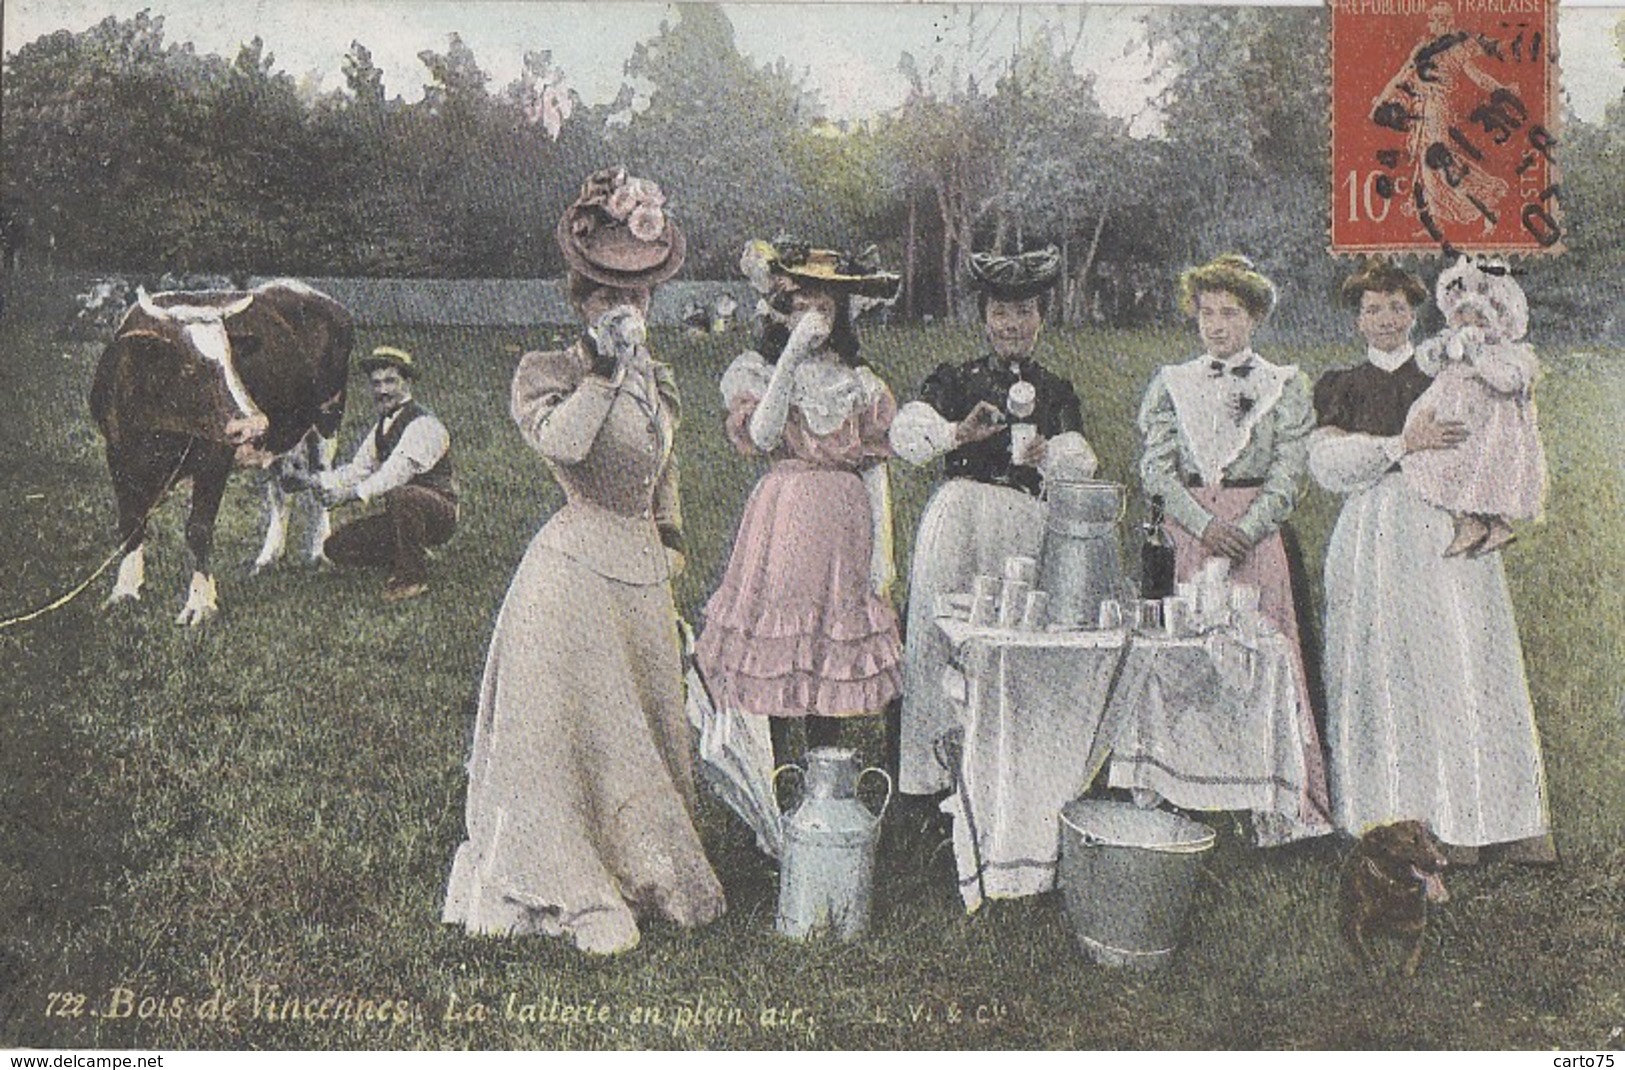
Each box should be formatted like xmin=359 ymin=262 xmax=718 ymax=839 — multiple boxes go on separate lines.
xmin=221 ymin=295 xmax=255 ymax=318
xmin=135 ymin=287 xmax=166 ymax=320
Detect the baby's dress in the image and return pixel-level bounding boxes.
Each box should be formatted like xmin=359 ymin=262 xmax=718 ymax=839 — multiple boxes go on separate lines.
xmin=1405 ymin=335 xmax=1547 ymax=520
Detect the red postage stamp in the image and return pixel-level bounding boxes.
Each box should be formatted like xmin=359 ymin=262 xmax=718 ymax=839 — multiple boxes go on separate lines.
xmin=1330 ymin=0 xmax=1561 ymax=255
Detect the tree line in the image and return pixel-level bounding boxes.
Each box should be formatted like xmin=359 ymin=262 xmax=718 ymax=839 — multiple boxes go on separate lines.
xmin=3 ymin=5 xmax=1621 ymax=334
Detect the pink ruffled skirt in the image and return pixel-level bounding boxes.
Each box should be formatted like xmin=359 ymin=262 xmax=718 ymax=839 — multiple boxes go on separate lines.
xmin=696 ymin=460 xmax=902 ymax=719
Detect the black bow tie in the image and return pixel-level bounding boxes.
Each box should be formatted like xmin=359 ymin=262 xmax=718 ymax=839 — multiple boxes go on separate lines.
xmin=1210 ymin=360 xmax=1254 ymax=379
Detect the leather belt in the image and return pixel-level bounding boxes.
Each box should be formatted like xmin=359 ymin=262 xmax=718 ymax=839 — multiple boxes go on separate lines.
xmin=1182 ymin=475 xmax=1265 ymax=489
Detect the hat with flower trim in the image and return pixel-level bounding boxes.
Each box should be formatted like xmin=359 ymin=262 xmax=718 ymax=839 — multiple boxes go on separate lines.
xmin=557 ymin=167 xmax=686 ymax=287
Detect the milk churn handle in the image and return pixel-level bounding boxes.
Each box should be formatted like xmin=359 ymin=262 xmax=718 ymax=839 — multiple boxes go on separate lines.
xmin=857 ymin=766 xmax=894 ymax=821
xmin=1036 ymin=479 xmax=1128 ymax=523
xmin=772 ymin=764 xmax=805 ymax=808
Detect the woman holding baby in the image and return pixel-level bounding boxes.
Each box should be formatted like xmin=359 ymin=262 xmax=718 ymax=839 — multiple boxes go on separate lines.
xmin=1311 ymin=257 xmax=1554 ymax=865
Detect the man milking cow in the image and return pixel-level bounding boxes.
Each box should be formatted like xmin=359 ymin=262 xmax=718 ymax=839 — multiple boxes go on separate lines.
xmin=313 ymin=345 xmax=458 ymax=602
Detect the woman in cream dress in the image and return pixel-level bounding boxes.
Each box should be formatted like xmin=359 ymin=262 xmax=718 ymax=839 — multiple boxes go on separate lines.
xmin=443 ymin=169 xmax=725 ymax=955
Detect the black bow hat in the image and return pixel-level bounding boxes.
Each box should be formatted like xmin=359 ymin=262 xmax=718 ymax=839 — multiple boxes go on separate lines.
xmin=967 ymin=245 xmax=1062 ymax=301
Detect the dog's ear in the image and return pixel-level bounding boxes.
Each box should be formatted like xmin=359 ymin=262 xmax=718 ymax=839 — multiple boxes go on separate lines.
xmin=1395 ymin=820 xmax=1446 ymax=854
xmin=1365 ymin=822 xmax=1406 ymax=852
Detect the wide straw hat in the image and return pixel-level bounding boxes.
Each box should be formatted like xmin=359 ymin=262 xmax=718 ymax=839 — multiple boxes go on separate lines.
xmin=758 ymin=238 xmax=901 ymax=301
xmin=556 ymin=167 xmax=686 ymax=287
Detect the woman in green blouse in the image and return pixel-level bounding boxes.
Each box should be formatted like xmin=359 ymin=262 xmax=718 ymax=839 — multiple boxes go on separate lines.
xmin=1135 ymin=253 xmax=1330 ymax=839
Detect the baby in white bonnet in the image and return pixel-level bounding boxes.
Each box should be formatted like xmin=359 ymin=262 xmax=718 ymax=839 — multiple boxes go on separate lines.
xmin=1405 ymin=258 xmax=1548 ymax=557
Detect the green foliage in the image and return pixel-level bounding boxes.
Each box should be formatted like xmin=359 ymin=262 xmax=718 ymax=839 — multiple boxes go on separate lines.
xmin=611 ymin=5 xmax=829 ymax=275
xmin=1550 ymin=29 xmax=1625 ymax=338
xmin=784 ymin=123 xmax=900 ymax=251
xmin=0 ymin=14 xmax=615 ymax=278
xmin=0 ymin=6 xmax=1619 ymax=337
xmin=1142 ymin=7 xmax=1340 ymax=324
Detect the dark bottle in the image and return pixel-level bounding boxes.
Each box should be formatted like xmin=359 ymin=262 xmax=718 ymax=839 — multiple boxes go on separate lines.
xmin=1140 ymin=496 xmax=1177 ymax=600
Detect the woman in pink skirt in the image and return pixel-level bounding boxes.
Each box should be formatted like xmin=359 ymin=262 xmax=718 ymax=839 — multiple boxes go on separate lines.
xmin=1406 ymin=257 xmax=1548 ymax=557
xmin=1136 ymin=253 xmax=1331 ymax=843
xmin=694 ymin=241 xmax=903 ymax=766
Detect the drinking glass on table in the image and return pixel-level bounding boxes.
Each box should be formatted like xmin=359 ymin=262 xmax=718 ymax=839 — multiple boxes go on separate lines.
xmin=1163 ymin=595 xmax=1193 ymax=637
xmin=1024 ymin=590 xmax=1051 ymax=629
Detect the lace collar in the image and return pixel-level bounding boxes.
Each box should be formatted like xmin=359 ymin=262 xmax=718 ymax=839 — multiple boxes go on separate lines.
xmin=721 ymin=350 xmax=883 ymax=436
xmin=1161 ymin=352 xmax=1296 ymax=488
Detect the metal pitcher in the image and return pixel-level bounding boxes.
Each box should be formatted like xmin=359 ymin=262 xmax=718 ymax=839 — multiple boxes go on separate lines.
xmin=773 ymin=746 xmax=893 ymax=941
xmin=1038 ymin=478 xmax=1126 ymax=629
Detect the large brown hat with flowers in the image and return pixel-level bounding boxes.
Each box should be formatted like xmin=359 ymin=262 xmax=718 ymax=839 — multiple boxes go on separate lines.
xmin=557 ymin=167 xmax=686 ymax=287
xmin=754 ymin=238 xmax=901 ymax=301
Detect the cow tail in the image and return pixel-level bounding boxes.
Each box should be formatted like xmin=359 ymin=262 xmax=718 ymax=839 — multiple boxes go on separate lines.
xmin=89 ymin=344 xmax=117 ymax=433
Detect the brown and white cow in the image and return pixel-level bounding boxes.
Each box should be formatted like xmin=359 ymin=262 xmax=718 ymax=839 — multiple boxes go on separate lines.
xmin=89 ymin=279 xmax=353 ymax=623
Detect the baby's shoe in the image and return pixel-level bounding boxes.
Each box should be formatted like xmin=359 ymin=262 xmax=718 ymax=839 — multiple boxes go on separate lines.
xmin=1443 ymin=515 xmax=1489 ymax=557
xmin=1473 ymin=516 xmax=1517 ymax=556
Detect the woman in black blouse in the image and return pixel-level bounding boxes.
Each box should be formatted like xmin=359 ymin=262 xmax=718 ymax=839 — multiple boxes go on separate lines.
xmin=889 ymin=247 xmax=1099 ymax=799
xmin=1310 ymin=258 xmax=1554 ymax=865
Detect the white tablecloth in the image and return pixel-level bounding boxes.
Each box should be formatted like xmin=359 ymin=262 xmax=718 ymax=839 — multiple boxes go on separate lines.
xmin=935 ymin=616 xmax=1330 ymax=912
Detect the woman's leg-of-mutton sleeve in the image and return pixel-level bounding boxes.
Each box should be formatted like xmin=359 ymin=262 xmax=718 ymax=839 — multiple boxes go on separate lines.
xmin=1039 ymin=432 xmax=1099 ymax=479
xmin=1233 ymin=371 xmax=1312 ymax=545
xmin=1039 ymin=373 xmax=1098 ymax=477
xmin=511 ymin=349 xmax=618 ymax=465
xmin=653 ymin=372 xmax=685 ymax=553
xmin=890 ymin=400 xmax=956 ymax=465
xmin=1137 ymin=369 xmax=1213 ymax=538
xmin=654 ymin=450 xmax=684 ymax=554
xmin=890 ymin=361 xmax=959 ymax=466
xmin=1307 ymin=428 xmax=1407 ymax=495
xmin=1306 ymin=368 xmax=1408 ymax=495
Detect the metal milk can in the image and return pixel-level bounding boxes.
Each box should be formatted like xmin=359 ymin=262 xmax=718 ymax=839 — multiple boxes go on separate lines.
xmin=774 ymin=746 xmax=893 ymax=941
xmin=1038 ymin=478 xmax=1127 ymax=629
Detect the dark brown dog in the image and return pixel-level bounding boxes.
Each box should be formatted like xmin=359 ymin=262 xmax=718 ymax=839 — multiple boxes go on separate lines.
xmin=1341 ymin=820 xmax=1450 ymax=976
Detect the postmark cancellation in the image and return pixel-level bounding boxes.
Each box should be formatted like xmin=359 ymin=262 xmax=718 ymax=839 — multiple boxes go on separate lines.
xmin=1330 ymin=0 xmax=1562 ymax=255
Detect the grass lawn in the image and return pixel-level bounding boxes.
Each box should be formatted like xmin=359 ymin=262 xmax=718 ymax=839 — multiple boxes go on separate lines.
xmin=1 ymin=314 xmax=1622 ymax=1050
